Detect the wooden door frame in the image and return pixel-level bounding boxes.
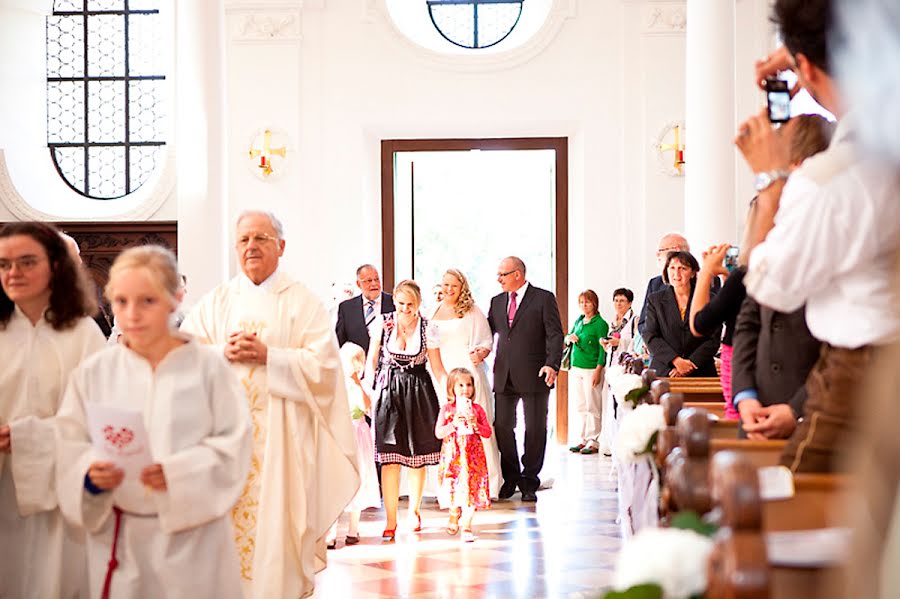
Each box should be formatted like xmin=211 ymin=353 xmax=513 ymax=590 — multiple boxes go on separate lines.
xmin=379 ymin=137 xmax=570 ymax=443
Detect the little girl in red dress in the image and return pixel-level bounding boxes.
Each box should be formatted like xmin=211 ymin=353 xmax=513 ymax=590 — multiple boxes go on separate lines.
xmin=435 ymin=367 xmax=492 ymax=542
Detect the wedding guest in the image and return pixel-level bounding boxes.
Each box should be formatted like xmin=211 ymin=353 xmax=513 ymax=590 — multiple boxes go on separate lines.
xmin=565 ymin=289 xmax=608 ymax=455
xmin=644 ymin=252 xmax=721 ymax=377
xmin=326 ymin=343 xmax=381 ymax=548
xmin=428 ymin=268 xmax=501 ymax=496
xmin=435 ymin=368 xmax=492 ymax=543
xmin=602 ymin=288 xmax=638 ymax=367
xmin=368 ymin=280 xmax=447 ymax=540
xmin=0 ymin=222 xmax=105 ymax=599
xmin=599 ymin=288 xmax=637 ymax=452
xmin=690 ymin=243 xmax=746 ymax=419
xmin=56 ymin=245 xmax=252 ymax=599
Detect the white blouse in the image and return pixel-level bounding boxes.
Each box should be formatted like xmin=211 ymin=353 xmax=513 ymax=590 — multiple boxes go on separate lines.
xmin=370 ymin=314 xmax=439 ymax=355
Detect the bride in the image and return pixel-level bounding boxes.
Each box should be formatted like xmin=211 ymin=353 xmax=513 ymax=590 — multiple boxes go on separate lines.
xmin=429 ymin=268 xmax=502 ymax=497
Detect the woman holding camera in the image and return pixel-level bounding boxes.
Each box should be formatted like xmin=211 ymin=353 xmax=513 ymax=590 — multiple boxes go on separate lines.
xmin=689 ymin=243 xmax=747 ymax=419
xmin=565 ymin=290 xmax=608 ymax=455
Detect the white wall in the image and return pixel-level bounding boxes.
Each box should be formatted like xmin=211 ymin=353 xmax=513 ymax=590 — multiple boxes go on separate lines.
xmin=0 ymin=0 xmax=773 ymax=319
xmin=218 ymin=0 xmax=770 ymax=316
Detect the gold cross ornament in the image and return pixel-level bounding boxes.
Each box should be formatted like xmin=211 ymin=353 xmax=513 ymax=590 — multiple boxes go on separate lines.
xmin=659 ymin=124 xmax=685 ymax=175
xmin=248 ymin=129 xmax=287 ymax=178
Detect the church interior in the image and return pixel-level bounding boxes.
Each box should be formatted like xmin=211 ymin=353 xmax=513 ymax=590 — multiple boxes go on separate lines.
xmin=1 ymin=0 xmax=899 ymax=598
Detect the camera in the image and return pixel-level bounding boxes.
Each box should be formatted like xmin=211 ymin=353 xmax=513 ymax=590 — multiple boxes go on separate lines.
xmin=723 ymin=246 xmax=740 ymax=273
xmin=765 ymin=78 xmax=790 ymax=123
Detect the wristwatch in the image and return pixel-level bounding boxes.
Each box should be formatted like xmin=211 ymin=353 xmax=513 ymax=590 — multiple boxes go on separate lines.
xmin=754 ymin=169 xmax=790 ymax=192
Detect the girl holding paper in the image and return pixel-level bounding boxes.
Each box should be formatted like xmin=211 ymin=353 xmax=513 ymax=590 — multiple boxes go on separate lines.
xmin=435 ymin=368 xmax=492 ymax=543
xmin=55 ymin=246 xmax=252 ymax=599
xmin=0 ymin=222 xmax=105 ymax=599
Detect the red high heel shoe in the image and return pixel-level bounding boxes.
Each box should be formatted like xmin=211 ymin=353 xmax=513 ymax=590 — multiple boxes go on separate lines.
xmin=382 ymin=527 xmax=396 ymax=542
xmin=408 ymin=512 xmax=422 ymax=532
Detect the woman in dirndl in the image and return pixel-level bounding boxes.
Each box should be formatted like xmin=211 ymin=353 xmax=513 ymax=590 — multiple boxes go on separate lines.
xmin=367 ymin=279 xmax=447 ymax=542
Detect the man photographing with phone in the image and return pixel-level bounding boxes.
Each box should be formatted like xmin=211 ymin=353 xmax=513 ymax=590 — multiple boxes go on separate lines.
xmin=734 ymin=0 xmax=900 ymax=474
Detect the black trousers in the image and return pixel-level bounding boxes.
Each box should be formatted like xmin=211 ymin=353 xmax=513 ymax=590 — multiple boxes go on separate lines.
xmin=494 ymin=388 xmax=550 ymax=493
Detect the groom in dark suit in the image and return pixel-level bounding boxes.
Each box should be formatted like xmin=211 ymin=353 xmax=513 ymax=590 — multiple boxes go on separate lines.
xmin=335 ymin=264 xmax=394 ymax=355
xmin=488 ymin=256 xmax=563 ymax=502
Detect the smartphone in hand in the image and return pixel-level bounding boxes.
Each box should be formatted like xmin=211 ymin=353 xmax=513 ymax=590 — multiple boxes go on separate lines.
xmin=766 ymin=78 xmax=790 ymax=123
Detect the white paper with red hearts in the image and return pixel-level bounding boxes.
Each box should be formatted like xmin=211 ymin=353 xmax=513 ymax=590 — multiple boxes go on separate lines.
xmin=86 ymin=403 xmax=154 ymax=511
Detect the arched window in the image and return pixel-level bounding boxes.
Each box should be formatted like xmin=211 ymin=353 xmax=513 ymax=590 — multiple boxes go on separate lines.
xmin=427 ymin=0 xmax=524 ymax=50
xmin=46 ymin=0 xmax=166 ymax=200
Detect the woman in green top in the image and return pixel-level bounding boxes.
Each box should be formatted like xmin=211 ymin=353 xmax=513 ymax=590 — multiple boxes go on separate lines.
xmin=565 ymin=289 xmax=609 ymax=454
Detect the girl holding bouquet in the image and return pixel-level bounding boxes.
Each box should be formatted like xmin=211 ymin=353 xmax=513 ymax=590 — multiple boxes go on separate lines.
xmin=435 ymin=368 xmax=492 ymax=542
xmin=327 ymin=342 xmax=381 ymax=548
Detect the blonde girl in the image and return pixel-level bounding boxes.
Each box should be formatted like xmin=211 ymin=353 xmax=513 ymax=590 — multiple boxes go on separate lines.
xmin=435 ymin=367 xmax=492 ymax=542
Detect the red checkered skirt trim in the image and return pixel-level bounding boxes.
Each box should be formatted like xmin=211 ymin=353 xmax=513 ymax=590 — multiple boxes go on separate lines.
xmin=375 ymin=451 xmax=440 ymax=468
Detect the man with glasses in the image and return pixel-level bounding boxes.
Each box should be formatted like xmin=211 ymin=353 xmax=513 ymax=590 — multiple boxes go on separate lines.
xmin=182 ymin=210 xmax=358 ymax=599
xmin=335 ymin=264 xmax=395 ymax=356
xmin=637 ymin=233 xmax=691 ymax=335
xmin=488 ymin=256 xmax=563 ymax=502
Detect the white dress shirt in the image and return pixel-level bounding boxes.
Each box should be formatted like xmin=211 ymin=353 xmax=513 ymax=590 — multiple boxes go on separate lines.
xmin=362 ymin=294 xmax=382 ymax=340
xmin=746 ymin=115 xmax=900 ymax=348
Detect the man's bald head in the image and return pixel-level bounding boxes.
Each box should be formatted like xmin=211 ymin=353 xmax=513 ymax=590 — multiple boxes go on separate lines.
xmin=656 ymin=233 xmax=689 ymax=269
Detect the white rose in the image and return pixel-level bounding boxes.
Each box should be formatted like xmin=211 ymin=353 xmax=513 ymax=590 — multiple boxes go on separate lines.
xmin=614 ymin=527 xmax=714 ymax=598
xmin=614 ymin=404 xmax=665 ymax=463
xmin=610 ymin=373 xmax=644 ymax=405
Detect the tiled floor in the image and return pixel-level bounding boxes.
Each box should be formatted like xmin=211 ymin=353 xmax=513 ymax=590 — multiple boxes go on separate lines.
xmin=314 ymin=449 xmax=620 ymax=598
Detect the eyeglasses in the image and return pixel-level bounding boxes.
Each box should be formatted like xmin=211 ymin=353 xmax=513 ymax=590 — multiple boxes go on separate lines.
xmin=656 ymin=246 xmax=681 ymax=255
xmin=0 ymin=255 xmax=46 ymax=273
xmin=358 ymin=278 xmax=380 ymax=285
xmin=497 ymin=270 xmax=518 ymax=278
xmin=236 ymin=233 xmax=278 ymax=248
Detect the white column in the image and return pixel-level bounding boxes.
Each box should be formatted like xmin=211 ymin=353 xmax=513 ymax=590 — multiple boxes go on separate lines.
xmin=175 ymin=0 xmax=229 ymax=303
xmin=684 ymin=0 xmax=737 ymax=252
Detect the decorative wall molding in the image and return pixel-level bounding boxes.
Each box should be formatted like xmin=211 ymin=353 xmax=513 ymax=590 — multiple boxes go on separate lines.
xmin=369 ymin=0 xmax=579 ymax=73
xmin=0 ymin=149 xmax=177 ymax=222
xmin=229 ymin=10 xmax=303 ymax=42
xmin=642 ymin=2 xmax=686 ymax=35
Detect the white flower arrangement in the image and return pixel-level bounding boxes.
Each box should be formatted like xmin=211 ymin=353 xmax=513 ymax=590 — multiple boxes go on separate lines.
xmin=610 ymin=372 xmax=645 ymax=407
xmin=613 ymin=527 xmax=714 ymax=599
xmin=614 ymin=404 xmax=666 ymax=464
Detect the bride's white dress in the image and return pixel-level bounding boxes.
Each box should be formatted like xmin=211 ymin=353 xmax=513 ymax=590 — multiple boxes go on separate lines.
xmin=429 ymin=306 xmax=503 ymax=498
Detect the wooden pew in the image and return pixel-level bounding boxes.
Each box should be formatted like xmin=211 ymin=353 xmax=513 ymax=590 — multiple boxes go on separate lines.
xmin=686 ymin=401 xmax=725 ymax=418
xmin=663 ymin=377 xmax=725 ymax=403
xmin=706 ymin=452 xmax=848 ymax=599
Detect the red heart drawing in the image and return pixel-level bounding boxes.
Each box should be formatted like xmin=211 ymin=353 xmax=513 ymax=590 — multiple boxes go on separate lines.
xmin=103 ymin=425 xmax=135 ymax=450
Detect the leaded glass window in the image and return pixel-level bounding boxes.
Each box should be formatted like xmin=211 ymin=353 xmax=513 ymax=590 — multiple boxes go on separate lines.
xmin=427 ymin=0 xmax=524 ymax=50
xmin=46 ymin=0 xmax=166 ymax=200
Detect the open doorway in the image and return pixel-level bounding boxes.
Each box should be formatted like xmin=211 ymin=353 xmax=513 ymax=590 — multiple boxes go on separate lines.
xmin=380 ymin=137 xmax=569 ymax=442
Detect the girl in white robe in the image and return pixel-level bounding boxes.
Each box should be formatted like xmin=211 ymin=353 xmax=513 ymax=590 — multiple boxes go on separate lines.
xmin=55 ymin=245 xmax=252 ymax=599
xmin=0 ymin=222 xmax=106 ymax=599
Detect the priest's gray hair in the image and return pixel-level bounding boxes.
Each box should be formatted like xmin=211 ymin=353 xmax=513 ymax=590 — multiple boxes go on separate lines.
xmin=236 ymin=210 xmax=284 ymax=239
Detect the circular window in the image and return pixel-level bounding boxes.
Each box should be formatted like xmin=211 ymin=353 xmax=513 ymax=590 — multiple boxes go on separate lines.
xmin=427 ymin=0 xmax=524 ymax=50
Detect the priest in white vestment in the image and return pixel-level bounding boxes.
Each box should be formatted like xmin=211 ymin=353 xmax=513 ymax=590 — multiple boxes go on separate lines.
xmin=0 ymin=222 xmax=106 ymax=599
xmin=181 ymin=211 xmax=360 ymax=599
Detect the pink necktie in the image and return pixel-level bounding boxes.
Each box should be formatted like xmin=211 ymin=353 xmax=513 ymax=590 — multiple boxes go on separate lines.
xmin=507 ymin=291 xmax=517 ymax=326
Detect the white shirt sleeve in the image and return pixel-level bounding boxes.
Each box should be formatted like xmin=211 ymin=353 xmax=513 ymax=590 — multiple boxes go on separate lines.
xmin=746 ymin=174 xmax=853 ymax=312
xmin=425 ymin=320 xmax=440 ymax=349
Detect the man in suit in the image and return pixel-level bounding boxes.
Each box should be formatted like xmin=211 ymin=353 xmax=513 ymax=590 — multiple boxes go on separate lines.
xmin=731 ymin=297 xmax=821 ymax=440
xmin=335 ymin=264 xmax=394 ymax=356
xmin=487 ymin=256 xmax=563 ymax=502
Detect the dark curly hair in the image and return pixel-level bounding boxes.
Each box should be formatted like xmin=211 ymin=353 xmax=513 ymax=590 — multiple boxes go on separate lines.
xmin=613 ymin=288 xmax=634 ymax=303
xmin=0 ymin=222 xmax=97 ymax=331
xmin=772 ymin=0 xmax=832 ymax=73
xmin=661 ymin=251 xmax=700 ymax=286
